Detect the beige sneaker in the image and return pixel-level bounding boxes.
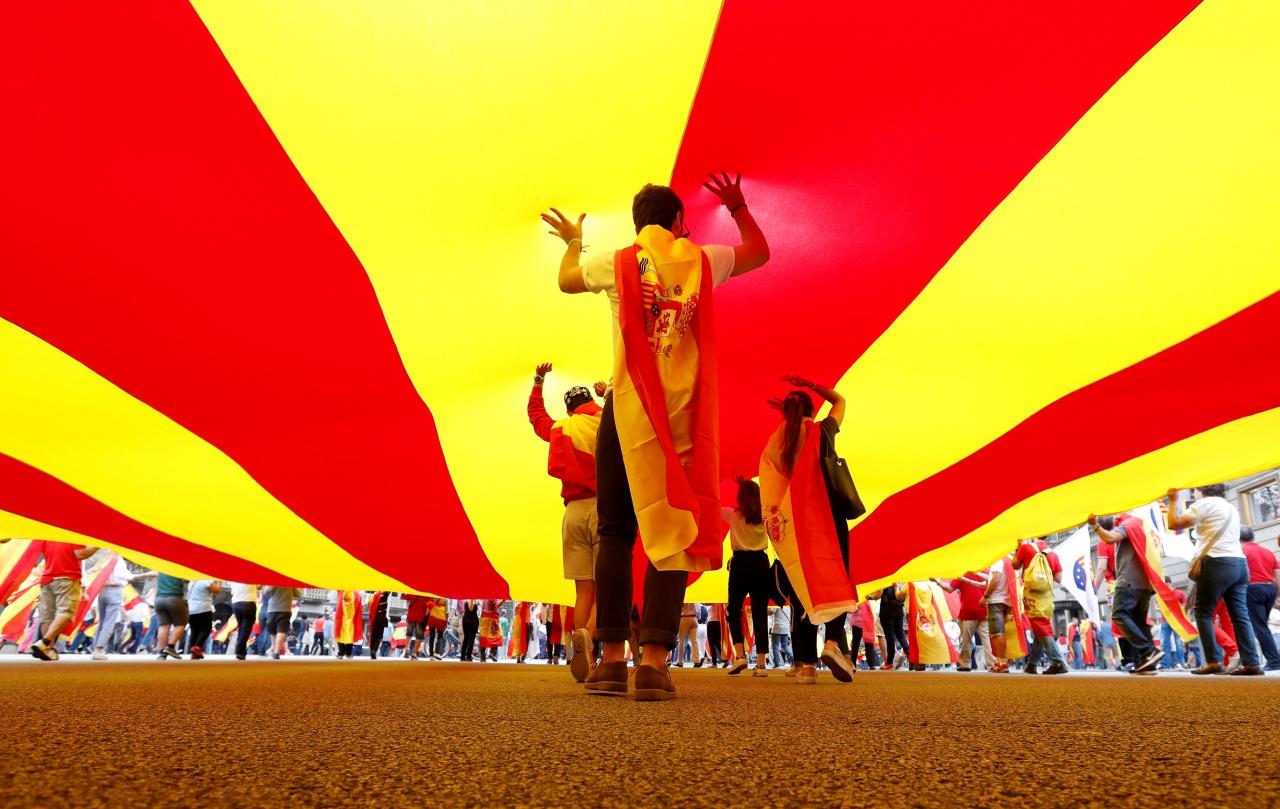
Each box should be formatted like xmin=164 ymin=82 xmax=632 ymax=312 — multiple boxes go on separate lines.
xmin=796 ymin=664 xmax=817 ymax=684
xmin=727 ymin=657 xmax=748 ymax=675
xmin=785 ymin=663 xmax=800 ymax=678
xmin=821 ymin=643 xmax=854 ymax=683
xmin=92 ymin=650 xmax=108 ymax=661
xmin=752 ymin=662 xmax=768 ymax=678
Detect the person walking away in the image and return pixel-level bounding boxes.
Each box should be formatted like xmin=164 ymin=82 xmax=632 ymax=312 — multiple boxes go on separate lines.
xmin=724 ymin=478 xmax=773 ymax=677
xmin=478 ymin=599 xmax=504 ymax=662
xmin=1239 ymin=527 xmax=1280 ymax=671
xmin=675 ymin=603 xmax=702 ymax=668
xmin=1165 ymin=486 xmax=1262 ymax=675
xmin=705 ymin=603 xmax=726 ymax=668
xmin=152 ymin=572 xmax=189 ymax=661
xmin=91 ymin=551 xmax=152 ymax=661
xmin=334 ymin=590 xmax=363 ymax=658
xmin=527 ymin=362 xmax=605 ymax=682
xmin=403 ymin=593 xmax=430 ymax=659
xmin=460 ymin=599 xmax=479 ymax=661
xmin=546 ymin=174 xmax=770 ymax=701
xmin=770 ymin=604 xmax=793 ymax=670
xmin=28 ymin=541 xmax=98 ymax=661
xmin=262 ymin=585 xmax=299 ymax=660
xmin=229 ymin=581 xmax=258 ymax=660
xmin=1012 ymin=538 xmax=1069 ymax=675
xmin=877 ymin=585 xmax=909 ymax=670
xmin=186 ymin=579 xmax=221 ymax=659
xmin=935 ymin=571 xmax=990 ymax=671
xmin=760 ymin=378 xmax=858 ymax=684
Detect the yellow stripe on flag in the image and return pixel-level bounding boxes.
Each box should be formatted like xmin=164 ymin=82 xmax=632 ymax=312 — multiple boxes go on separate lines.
xmin=0 ymin=319 xmax=408 ymax=589
xmin=838 ymin=0 xmax=1279 ymax=517
xmin=194 ymin=1 xmax=725 ymax=601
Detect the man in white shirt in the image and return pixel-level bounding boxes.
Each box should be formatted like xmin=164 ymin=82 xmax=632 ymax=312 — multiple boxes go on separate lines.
xmin=91 ymin=552 xmax=154 ymax=660
xmin=1167 ymin=485 xmax=1263 ymax=675
xmin=543 ymin=175 xmax=769 ymax=701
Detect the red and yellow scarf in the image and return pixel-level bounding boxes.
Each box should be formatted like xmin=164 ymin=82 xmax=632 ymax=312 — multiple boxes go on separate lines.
xmin=906 ymin=581 xmax=957 ymax=665
xmin=1116 ymin=514 xmax=1197 ymax=641
xmin=613 ymin=226 xmax=721 ymax=572
xmin=760 ymin=419 xmax=857 ymax=624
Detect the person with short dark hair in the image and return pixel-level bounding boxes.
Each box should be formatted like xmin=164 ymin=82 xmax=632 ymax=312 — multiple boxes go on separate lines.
xmin=261 ymin=585 xmax=299 ymax=660
xmin=1167 ymin=486 xmax=1263 ymax=675
xmin=229 ymin=582 xmax=258 ymax=661
xmin=153 ymin=572 xmax=189 ymax=661
xmin=1239 ymin=526 xmax=1280 ymax=670
xmin=403 ymin=593 xmax=430 ymax=659
xmin=1090 ymin=515 xmax=1162 ymax=675
xmin=544 ymin=174 xmax=770 ymax=702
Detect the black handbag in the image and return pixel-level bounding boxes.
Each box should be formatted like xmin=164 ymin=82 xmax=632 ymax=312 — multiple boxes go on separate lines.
xmin=821 ymin=454 xmax=866 ymax=521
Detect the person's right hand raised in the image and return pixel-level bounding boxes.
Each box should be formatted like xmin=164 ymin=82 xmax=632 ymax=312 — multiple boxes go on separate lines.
xmin=535 ymin=362 xmax=553 ymax=377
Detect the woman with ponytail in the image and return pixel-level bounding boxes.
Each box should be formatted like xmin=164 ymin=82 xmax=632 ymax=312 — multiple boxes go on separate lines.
xmin=759 ymin=375 xmax=857 ymax=684
xmin=723 ymin=478 xmax=773 ymax=676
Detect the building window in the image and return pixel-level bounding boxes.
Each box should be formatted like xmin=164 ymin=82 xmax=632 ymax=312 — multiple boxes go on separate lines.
xmin=1243 ymin=480 xmax=1280 ymax=526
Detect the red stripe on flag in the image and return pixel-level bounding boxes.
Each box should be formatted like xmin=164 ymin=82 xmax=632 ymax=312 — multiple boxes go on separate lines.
xmin=1 ymin=5 xmax=504 ymax=595
xmin=850 ymin=291 xmax=1280 ymax=582
xmin=0 ymin=454 xmax=306 ymax=586
xmin=670 ymin=1 xmax=1201 ymax=478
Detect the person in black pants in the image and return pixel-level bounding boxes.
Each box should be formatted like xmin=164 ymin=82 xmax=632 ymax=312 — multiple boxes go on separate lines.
xmin=705 ymin=605 xmax=723 ymax=668
xmin=231 ymin=598 xmax=256 ymax=661
xmin=724 ymin=478 xmax=774 ymax=676
xmin=367 ymin=592 xmax=390 ymax=660
xmin=878 ymin=585 xmax=908 ymax=669
xmin=460 ymin=600 xmax=479 ymax=661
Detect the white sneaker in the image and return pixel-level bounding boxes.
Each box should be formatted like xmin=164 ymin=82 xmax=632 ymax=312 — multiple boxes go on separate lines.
xmin=727 ymin=657 xmax=748 ymax=675
xmin=92 ymin=650 xmax=108 ymax=661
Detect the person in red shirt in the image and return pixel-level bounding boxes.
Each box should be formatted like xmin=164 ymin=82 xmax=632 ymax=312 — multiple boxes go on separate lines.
xmin=1012 ymin=538 xmax=1069 ymax=675
xmin=30 ymin=540 xmax=99 ymax=661
xmin=527 ymin=363 xmax=605 ymax=683
xmin=403 ymin=594 xmax=430 ymax=659
xmin=1240 ymin=527 xmax=1280 ymax=670
xmin=934 ymin=570 xmax=990 ymax=671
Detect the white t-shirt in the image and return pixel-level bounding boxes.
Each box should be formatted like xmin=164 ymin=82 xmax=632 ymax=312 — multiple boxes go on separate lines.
xmin=580 ymin=243 xmax=736 ymax=370
xmin=230 ymin=582 xmax=258 ymax=603
xmin=1186 ymin=496 xmax=1243 ymax=559
xmin=721 ymin=507 xmax=769 ymax=552
xmin=986 ymin=562 xmax=1008 ymax=606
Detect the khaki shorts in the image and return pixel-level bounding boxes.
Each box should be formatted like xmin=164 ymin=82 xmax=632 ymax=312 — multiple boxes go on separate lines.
xmin=562 ymin=497 xmax=600 ymax=581
xmin=39 ymin=578 xmax=82 ymax=624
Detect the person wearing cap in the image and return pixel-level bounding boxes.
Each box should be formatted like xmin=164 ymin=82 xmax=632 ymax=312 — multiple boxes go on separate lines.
xmin=527 ymin=362 xmax=605 ymax=682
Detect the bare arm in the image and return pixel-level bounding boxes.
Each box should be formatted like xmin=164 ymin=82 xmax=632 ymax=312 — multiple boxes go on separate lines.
xmin=74 ymin=546 xmax=99 ymax=560
xmin=932 ymin=578 xmax=957 ymax=593
xmin=703 ymin=173 xmax=769 ymax=276
xmin=1165 ymin=489 xmax=1195 ymax=531
xmin=781 ymin=375 xmax=846 ymax=426
xmin=541 ymin=208 xmax=588 ymax=294
xmin=1087 ymin=515 xmax=1124 ymax=545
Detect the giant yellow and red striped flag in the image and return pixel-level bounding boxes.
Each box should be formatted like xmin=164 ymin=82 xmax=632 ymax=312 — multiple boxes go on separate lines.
xmin=2 ymin=2 xmax=1276 ymax=603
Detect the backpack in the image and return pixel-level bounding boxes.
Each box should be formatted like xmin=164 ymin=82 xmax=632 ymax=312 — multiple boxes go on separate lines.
xmin=1024 ymin=549 xmax=1055 ymax=595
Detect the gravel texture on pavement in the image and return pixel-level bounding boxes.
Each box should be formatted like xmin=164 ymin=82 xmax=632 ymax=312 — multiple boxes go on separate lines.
xmin=2 ymin=659 xmax=1277 ymax=808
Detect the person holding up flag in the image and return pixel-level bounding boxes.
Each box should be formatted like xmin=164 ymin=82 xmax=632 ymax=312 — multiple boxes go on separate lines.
xmin=1012 ymin=538 xmax=1069 ymax=675
xmin=981 ymin=552 xmax=1029 ymax=673
xmin=334 ymin=590 xmax=364 ymax=659
xmin=934 ymin=571 xmax=990 ymax=672
xmin=26 ymin=541 xmax=98 ymax=661
xmin=1164 ymin=485 xmax=1263 ymax=676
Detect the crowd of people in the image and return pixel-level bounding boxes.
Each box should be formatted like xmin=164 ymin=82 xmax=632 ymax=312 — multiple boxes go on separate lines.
xmin=4 ymin=178 xmax=1279 ymax=700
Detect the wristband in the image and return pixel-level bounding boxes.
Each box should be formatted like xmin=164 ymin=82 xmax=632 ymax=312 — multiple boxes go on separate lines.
xmin=728 ymin=203 xmax=747 ymax=216
xmin=533 ymin=376 xmax=544 ymax=385
xmin=567 ymin=237 xmax=581 ymax=248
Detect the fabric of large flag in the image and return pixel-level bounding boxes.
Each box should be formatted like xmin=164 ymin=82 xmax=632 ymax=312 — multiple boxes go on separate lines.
xmin=0 ymin=541 xmax=41 ymax=605
xmin=3 ymin=1 xmax=1276 ymax=603
xmin=1054 ymin=528 xmax=1101 ymax=625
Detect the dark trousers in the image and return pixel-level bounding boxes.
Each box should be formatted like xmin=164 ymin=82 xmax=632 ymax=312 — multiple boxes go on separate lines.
xmin=368 ymin=608 xmax=388 ymax=659
xmin=882 ymin=610 xmax=907 ymax=662
xmin=706 ymin=621 xmax=722 ymax=664
xmin=727 ymin=550 xmax=771 ymax=655
xmin=188 ymin=611 xmax=213 ymax=651
xmin=594 ymin=393 xmax=686 ymax=649
xmin=337 ymin=643 xmax=353 ymax=657
xmin=1113 ymin=586 xmax=1155 ymax=656
xmin=1246 ymin=583 xmax=1280 ymax=667
xmin=232 ymin=602 xmax=256 ymax=658
xmin=461 ymin=618 xmax=478 ymax=660
xmin=850 ymin=625 xmax=880 ymax=667
xmin=428 ymin=627 xmax=443 ymax=655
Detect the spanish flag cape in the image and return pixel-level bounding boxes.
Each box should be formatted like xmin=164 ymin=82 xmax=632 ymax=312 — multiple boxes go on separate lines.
xmin=1116 ymin=514 xmax=1197 ymax=641
xmin=760 ymin=418 xmax=857 ymax=624
xmin=1000 ymin=558 xmax=1032 ymax=659
xmin=0 ymin=540 xmax=41 ymax=604
xmin=214 ymin=614 xmax=238 ymax=644
xmin=334 ymin=589 xmax=363 ymax=644
xmin=1079 ymin=620 xmax=1097 ymax=665
xmin=548 ymin=401 xmax=602 ymax=502
xmin=507 ymin=601 xmax=531 ymax=657
xmin=479 ymin=600 xmax=502 ymax=649
xmin=392 ymin=621 xmax=407 ymax=648
xmin=904 ymin=581 xmax=957 ymax=665
xmin=613 ymin=225 xmax=722 ymax=572
xmin=427 ymin=597 xmax=448 ymax=631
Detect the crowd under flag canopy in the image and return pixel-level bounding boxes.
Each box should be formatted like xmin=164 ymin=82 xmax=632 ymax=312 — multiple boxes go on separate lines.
xmin=2 ymin=1 xmax=1277 ymax=602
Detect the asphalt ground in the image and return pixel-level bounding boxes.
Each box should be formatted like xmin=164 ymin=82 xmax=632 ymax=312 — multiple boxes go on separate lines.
xmin=1 ymin=657 xmax=1277 ymax=808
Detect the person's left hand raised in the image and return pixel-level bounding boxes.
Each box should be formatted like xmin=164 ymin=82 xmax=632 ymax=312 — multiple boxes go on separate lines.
xmin=541 ymin=208 xmax=585 ymax=245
